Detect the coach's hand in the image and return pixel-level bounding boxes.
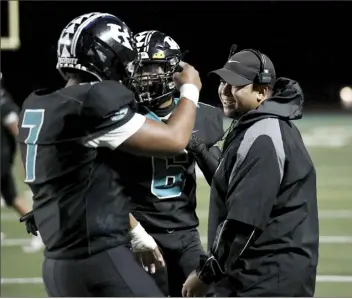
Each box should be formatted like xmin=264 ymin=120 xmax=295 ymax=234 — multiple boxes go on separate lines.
xmin=129 ymin=222 xmax=165 ymax=274
xmin=19 ymin=210 xmax=38 ymax=236
xmin=173 ymin=61 xmax=202 ymax=92
xmin=182 ymin=270 xmax=210 ymax=297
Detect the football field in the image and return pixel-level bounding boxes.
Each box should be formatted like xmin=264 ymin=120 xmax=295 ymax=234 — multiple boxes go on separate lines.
xmin=1 ymin=114 xmax=352 ymax=297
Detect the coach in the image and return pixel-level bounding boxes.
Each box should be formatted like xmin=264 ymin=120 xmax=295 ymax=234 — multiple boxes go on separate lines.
xmin=182 ymin=47 xmax=319 ymax=297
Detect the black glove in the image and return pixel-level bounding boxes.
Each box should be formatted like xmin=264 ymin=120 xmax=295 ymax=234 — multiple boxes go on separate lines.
xmin=186 ymin=134 xmax=206 ymax=154
xmin=19 ymin=210 xmax=38 ymax=236
xmin=186 ymin=134 xmax=221 ymax=185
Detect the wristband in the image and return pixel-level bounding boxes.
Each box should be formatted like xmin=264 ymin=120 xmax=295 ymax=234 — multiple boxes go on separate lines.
xmin=129 ymin=222 xmax=145 ymax=237
xmin=180 ymin=83 xmax=199 ymax=106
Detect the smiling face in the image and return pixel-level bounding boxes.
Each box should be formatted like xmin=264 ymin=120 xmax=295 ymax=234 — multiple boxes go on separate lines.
xmin=218 ymin=81 xmax=270 ymax=117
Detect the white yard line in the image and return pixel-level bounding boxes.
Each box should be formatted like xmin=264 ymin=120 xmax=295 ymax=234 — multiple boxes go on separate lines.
xmin=2 ymin=235 xmax=352 ymax=249
xmin=199 ymin=235 xmax=352 ymax=245
xmin=3 ymin=236 xmax=352 ymax=248
xmin=1 ymin=277 xmax=43 ymax=284
xmin=195 ymin=209 xmax=352 ymax=219
xmin=2 ymin=275 xmax=352 ymax=285
xmin=316 ymin=275 xmax=352 ymax=283
xmin=317 ymin=236 xmax=352 ymax=244
xmin=319 ymin=210 xmax=352 ymax=219
xmin=3 ymin=209 xmax=352 ymax=222
xmin=1 ymin=238 xmax=30 ymax=246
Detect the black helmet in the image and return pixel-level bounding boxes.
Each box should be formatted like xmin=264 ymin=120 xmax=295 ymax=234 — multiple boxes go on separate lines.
xmin=56 ymin=12 xmax=137 ymax=82
xmin=129 ymin=30 xmax=183 ymax=108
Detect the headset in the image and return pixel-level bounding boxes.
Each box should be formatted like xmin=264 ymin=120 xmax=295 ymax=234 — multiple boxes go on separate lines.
xmin=228 ymin=44 xmax=272 ymax=85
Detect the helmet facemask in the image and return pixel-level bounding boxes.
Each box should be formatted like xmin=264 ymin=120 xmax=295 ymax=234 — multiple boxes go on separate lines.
xmin=129 ymin=56 xmax=180 ymax=108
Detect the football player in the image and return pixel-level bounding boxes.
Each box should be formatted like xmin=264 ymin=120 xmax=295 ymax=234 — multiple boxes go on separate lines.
xmin=0 ymin=74 xmax=44 ymax=253
xmin=18 ymin=13 xmax=202 ymax=297
xmin=101 ymin=30 xmax=224 ymax=296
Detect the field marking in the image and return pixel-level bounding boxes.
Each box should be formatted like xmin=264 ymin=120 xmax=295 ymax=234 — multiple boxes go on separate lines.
xmin=319 ymin=210 xmax=352 ymax=219
xmin=1 ymin=238 xmax=30 ymax=246
xmin=7 ymin=209 xmax=352 ymax=222
xmin=199 ymin=236 xmax=352 ymax=245
xmin=316 ymin=275 xmax=352 ymax=283
xmin=6 ymin=209 xmax=352 ymax=221
xmin=2 ymin=276 xmax=352 ymax=285
xmin=3 ymin=209 xmax=352 ymax=222
xmin=195 ymin=209 xmax=352 ymax=220
xmin=3 ymin=209 xmax=352 ymax=221
xmin=1 ymin=277 xmax=43 ymax=284
xmin=3 ymin=236 xmax=352 ymax=248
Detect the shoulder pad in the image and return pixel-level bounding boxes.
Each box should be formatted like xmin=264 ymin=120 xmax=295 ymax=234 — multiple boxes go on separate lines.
xmin=195 ymin=103 xmax=224 ymax=146
xmin=83 ymin=80 xmax=136 ymax=119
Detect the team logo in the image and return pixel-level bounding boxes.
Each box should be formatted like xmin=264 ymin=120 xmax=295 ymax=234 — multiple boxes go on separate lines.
xmin=107 ymin=24 xmax=133 ymax=51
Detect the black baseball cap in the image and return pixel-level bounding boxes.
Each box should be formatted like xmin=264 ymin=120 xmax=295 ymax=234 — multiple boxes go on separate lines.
xmin=210 ymin=50 xmax=276 ymax=87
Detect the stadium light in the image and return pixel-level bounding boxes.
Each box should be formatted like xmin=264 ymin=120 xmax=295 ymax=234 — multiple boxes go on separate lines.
xmin=340 ymin=86 xmax=352 ymax=109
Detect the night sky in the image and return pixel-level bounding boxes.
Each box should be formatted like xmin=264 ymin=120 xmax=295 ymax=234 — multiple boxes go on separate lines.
xmin=1 ymin=1 xmax=351 ymax=108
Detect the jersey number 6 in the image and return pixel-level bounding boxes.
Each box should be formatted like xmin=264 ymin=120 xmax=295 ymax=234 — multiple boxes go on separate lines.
xmin=21 ymin=109 xmax=45 ymax=183
xmin=151 ymin=154 xmax=189 ymax=199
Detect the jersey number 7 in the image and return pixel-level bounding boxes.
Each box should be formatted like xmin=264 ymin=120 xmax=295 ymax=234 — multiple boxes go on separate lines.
xmin=21 ymin=109 xmax=45 ymax=183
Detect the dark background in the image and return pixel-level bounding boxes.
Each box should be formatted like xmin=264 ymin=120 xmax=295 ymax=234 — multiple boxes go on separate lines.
xmin=1 ymin=1 xmax=351 ymax=110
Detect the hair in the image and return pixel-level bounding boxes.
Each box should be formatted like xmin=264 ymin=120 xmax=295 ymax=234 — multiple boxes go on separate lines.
xmin=253 ymin=83 xmax=273 ymax=99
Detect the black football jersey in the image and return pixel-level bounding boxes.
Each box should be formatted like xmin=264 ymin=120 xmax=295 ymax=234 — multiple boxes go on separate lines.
xmin=103 ymin=100 xmax=224 ymax=231
xmin=17 ymin=81 xmax=137 ymax=259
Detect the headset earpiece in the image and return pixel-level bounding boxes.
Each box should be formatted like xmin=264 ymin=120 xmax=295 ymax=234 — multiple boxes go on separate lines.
xmin=245 ymin=49 xmax=272 ymax=85
xmin=231 ymin=46 xmax=272 ymax=85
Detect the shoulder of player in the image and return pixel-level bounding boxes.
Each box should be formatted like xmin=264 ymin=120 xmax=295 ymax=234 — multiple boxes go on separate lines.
xmin=196 ymin=102 xmax=223 ymax=126
xmin=85 ymin=80 xmax=136 ymax=109
xmin=87 ymin=80 xmax=134 ymax=98
xmin=197 ymin=102 xmax=222 ymax=117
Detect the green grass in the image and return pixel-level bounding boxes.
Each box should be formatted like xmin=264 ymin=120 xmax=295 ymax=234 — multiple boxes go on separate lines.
xmin=1 ymin=114 xmax=352 ymax=297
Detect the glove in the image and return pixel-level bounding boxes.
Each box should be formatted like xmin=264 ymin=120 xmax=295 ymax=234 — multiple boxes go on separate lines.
xmin=129 ymin=222 xmax=158 ymax=252
xmin=186 ymin=134 xmax=221 ymax=185
xmin=19 ymin=210 xmax=38 ymax=236
xmin=186 ymin=134 xmax=207 ymax=154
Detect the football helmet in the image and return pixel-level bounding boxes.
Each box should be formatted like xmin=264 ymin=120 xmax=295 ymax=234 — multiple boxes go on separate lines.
xmin=56 ymin=12 xmax=137 ymax=82
xmin=129 ymin=30 xmax=183 ymax=108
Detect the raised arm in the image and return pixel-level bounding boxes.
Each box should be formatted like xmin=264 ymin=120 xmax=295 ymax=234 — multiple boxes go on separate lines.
xmin=83 ymin=62 xmax=202 ymax=157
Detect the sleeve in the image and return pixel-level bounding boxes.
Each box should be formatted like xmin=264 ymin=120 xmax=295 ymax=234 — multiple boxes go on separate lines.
xmin=212 ymin=107 xmax=225 ymax=143
xmin=226 ymin=135 xmax=281 ymax=231
xmin=81 ymin=81 xmax=146 ymax=149
xmin=1 ymin=90 xmax=19 ymax=126
xmin=194 ymin=143 xmax=222 ymax=185
xmin=197 ymin=219 xmax=256 ymax=284
xmin=196 ymin=104 xmax=224 ymax=147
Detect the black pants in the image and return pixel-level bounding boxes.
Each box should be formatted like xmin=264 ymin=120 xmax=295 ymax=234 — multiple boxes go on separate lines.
xmin=42 ymin=245 xmax=164 ymax=297
xmin=148 ymin=227 xmax=213 ymax=297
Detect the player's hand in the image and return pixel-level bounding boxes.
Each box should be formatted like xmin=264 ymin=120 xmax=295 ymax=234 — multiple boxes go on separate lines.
xmin=129 ymin=222 xmax=165 ymax=273
xmin=134 ymin=247 xmax=165 ymax=274
xmin=182 ymin=270 xmax=210 ymax=297
xmin=173 ymin=61 xmax=202 ymax=91
xmin=19 ymin=210 xmax=38 ymax=236
xmin=186 ymin=134 xmax=205 ymax=154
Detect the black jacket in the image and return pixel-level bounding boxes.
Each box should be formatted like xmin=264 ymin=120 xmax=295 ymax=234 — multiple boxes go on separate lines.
xmin=208 ymin=78 xmax=319 ymax=297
